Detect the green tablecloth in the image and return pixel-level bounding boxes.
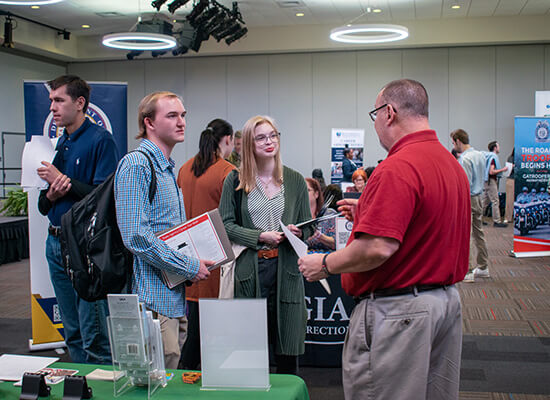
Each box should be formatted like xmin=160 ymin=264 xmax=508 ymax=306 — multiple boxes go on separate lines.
xmin=0 ymin=362 xmax=310 ymax=400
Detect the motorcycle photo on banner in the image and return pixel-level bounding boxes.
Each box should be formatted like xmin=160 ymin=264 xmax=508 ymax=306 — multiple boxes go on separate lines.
xmin=513 ymin=116 xmax=550 ymax=257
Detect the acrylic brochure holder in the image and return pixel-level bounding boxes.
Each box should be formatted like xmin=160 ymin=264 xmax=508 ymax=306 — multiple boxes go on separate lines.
xmin=107 ymin=315 xmax=166 ymax=399
xmin=199 ymin=298 xmax=271 ymax=391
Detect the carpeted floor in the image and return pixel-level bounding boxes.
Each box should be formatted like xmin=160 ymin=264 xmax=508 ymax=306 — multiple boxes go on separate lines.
xmin=0 ymin=222 xmax=549 ymax=399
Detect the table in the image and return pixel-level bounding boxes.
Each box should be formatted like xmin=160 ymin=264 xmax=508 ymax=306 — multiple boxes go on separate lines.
xmin=0 ymin=216 xmax=29 ymax=265
xmin=0 ymin=362 xmax=310 ymax=400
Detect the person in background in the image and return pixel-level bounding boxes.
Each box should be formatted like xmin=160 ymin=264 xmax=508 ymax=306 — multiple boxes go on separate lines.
xmin=177 ymin=118 xmax=236 ymax=370
xmin=219 ymin=115 xmax=313 ymax=375
xmin=505 ymin=149 xmax=515 ymax=223
xmin=342 ymin=147 xmax=358 ymax=182
xmin=451 ymin=128 xmax=490 ymax=283
xmin=311 ymin=168 xmax=327 ymax=192
xmin=115 ymin=91 xmax=211 ymax=369
xmin=305 ymin=178 xmax=336 ymax=251
xmin=299 ymin=79 xmax=469 ymax=400
xmin=483 ymin=140 xmax=508 ymax=227
xmin=37 ymin=75 xmax=119 ymax=364
xmin=226 ymin=130 xmax=242 ymax=167
xmin=324 ymin=184 xmax=343 ymax=211
xmin=364 ymin=166 xmax=376 ymax=180
xmin=345 ymin=169 xmax=367 ymax=193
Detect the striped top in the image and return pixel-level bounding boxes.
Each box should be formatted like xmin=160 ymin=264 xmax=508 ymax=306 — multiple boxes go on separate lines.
xmin=248 ymin=177 xmax=285 ymax=241
xmin=114 ymin=139 xmax=199 ymax=318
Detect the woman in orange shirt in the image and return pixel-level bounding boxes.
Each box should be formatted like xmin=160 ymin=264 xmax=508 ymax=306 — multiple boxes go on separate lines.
xmin=177 ymin=118 xmax=236 ymax=370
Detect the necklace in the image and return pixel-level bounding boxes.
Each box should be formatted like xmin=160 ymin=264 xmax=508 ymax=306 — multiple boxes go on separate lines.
xmin=258 ymin=175 xmax=272 ymax=188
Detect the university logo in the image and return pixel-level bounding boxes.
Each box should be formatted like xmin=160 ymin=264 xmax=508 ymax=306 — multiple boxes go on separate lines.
xmin=43 ymin=102 xmax=113 ymax=138
xmin=535 ymin=120 xmax=549 ymax=143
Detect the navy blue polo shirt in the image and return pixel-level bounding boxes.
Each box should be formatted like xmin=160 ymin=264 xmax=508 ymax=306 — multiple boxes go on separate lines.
xmin=48 ymin=118 xmax=120 ymax=226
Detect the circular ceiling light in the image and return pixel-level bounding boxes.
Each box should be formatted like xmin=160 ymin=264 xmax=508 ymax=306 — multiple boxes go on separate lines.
xmin=102 ymin=32 xmax=177 ymax=51
xmin=330 ymin=24 xmax=408 ymax=44
xmin=0 ymin=0 xmax=63 ymax=4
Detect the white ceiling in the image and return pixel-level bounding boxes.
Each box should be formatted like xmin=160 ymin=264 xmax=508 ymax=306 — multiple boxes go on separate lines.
xmin=2 ymin=0 xmax=549 ymax=37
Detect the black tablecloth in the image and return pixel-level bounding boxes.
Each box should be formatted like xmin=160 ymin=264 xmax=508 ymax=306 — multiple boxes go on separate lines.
xmin=0 ymin=216 xmax=29 ymax=265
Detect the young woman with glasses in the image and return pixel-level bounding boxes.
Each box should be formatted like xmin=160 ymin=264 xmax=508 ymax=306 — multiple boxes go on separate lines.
xmin=219 ymin=115 xmax=313 ymax=375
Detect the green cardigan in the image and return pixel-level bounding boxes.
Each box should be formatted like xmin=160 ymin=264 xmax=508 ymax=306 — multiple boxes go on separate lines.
xmin=219 ymin=166 xmax=313 ymax=356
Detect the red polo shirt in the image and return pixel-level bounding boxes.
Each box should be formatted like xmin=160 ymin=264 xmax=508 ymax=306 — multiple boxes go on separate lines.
xmin=341 ymin=130 xmax=470 ymax=297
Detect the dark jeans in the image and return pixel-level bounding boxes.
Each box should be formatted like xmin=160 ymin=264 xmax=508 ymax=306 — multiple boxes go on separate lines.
xmin=45 ymin=234 xmax=111 ymax=364
xmin=179 ymin=300 xmax=200 ymax=370
xmin=258 ymin=257 xmax=298 ymax=375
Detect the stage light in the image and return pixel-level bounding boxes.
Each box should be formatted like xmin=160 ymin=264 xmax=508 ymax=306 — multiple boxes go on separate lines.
xmin=151 ymin=50 xmax=167 ymax=57
xmin=186 ymin=0 xmax=208 ymax=27
xmin=126 ymin=50 xmax=143 ymax=60
xmin=151 ymin=0 xmax=167 ymax=11
xmin=2 ymin=16 xmax=14 ymax=48
xmin=212 ymin=19 xmax=239 ymax=41
xmin=225 ymin=26 xmax=247 ymax=45
xmin=167 ymin=0 xmax=190 ymax=14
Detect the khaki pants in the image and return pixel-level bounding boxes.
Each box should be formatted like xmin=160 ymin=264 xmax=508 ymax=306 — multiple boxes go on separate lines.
xmin=149 ymin=311 xmax=188 ymax=369
xmin=342 ymin=286 xmax=462 ymax=400
xmin=470 ymin=195 xmax=489 ymax=272
xmin=482 ymin=179 xmax=501 ymax=223
xmin=505 ymin=178 xmax=515 ymax=222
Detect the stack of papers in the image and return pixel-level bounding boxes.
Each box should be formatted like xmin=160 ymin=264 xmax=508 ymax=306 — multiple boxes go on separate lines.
xmin=0 ymin=354 xmax=58 ymax=382
xmin=20 ymin=135 xmax=57 ymax=189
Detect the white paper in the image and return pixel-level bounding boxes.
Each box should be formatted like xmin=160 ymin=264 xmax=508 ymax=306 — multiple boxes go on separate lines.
xmin=20 ymin=135 xmax=57 ymax=189
xmin=504 ymin=162 xmax=513 ymax=178
xmin=280 ymin=220 xmax=331 ymax=295
xmin=0 ymin=354 xmax=58 ymax=381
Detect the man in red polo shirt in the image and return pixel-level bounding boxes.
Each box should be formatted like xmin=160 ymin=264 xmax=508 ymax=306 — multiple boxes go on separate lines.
xmin=299 ymin=79 xmax=470 ymax=400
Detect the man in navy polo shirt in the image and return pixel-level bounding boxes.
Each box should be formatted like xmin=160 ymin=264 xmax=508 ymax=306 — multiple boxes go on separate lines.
xmin=37 ymin=75 xmax=119 ymax=364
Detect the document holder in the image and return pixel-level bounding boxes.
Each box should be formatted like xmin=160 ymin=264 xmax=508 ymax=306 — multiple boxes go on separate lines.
xmin=107 ymin=315 xmax=166 ymax=399
xmin=199 ymin=299 xmax=271 ymax=391
xmin=20 ymin=372 xmax=50 ymax=400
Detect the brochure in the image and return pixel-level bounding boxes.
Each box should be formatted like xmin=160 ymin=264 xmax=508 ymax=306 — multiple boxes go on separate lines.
xmin=157 ymin=208 xmax=235 ymax=288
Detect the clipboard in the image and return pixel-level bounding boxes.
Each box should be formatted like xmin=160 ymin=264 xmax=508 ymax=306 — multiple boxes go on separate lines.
xmin=156 ymin=209 xmax=235 ymax=288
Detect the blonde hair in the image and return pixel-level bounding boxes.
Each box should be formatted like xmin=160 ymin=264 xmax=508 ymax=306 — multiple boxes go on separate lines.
xmin=238 ymin=115 xmax=283 ymax=193
xmin=136 ymin=91 xmax=182 ymax=139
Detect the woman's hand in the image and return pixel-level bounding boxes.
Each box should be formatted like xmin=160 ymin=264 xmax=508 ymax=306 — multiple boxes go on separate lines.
xmin=286 ymin=224 xmax=302 ymax=238
xmin=259 ymin=231 xmax=284 ymax=246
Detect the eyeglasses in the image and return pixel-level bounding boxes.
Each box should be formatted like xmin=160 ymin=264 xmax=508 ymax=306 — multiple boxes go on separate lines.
xmin=369 ymin=103 xmax=396 ymax=122
xmin=254 ymin=132 xmax=280 ymax=144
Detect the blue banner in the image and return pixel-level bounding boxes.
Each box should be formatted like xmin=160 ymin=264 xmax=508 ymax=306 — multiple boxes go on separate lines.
xmin=513 ymin=117 xmax=550 ymax=257
xmin=24 ymin=81 xmax=127 ymax=154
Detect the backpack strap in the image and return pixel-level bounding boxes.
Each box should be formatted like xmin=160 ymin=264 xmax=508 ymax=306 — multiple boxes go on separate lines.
xmin=131 ymin=150 xmax=157 ymax=204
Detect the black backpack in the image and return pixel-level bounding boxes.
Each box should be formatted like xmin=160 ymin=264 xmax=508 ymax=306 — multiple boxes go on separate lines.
xmin=60 ymin=150 xmax=157 ymax=302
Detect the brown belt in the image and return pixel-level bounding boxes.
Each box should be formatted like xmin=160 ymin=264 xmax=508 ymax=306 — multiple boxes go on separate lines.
xmin=257 ymin=248 xmax=278 ymax=259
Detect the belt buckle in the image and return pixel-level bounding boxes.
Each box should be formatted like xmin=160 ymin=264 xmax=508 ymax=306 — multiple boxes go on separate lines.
xmin=262 ymin=253 xmax=269 ymax=259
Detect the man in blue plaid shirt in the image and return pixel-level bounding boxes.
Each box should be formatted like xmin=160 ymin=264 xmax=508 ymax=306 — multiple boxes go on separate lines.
xmin=115 ymin=91 xmax=211 ymax=369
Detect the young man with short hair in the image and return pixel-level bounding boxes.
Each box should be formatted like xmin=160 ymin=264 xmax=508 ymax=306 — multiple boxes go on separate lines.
xmin=38 ymin=75 xmax=119 ymax=364
xmin=114 ymin=91 xmax=211 ymax=369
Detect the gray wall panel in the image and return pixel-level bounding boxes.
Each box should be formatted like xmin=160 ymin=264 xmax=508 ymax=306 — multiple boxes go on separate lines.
xmin=312 ymin=52 xmax=357 ymax=183
xmin=357 ymin=50 xmax=402 ymax=167
xmin=496 ymin=45 xmax=545 ymax=161
xmin=68 ymin=62 xmax=106 ymax=81
xmin=268 ymin=53 xmax=313 ymax=176
xmin=103 ymin=61 xmax=146 ymax=152
xmin=402 ymin=48 xmax=450 ymax=146
xmin=181 ymin=57 xmax=228 ymax=168
xmin=449 ymin=47 xmax=496 ymax=152
xmin=227 ymin=55 xmax=269 ymax=131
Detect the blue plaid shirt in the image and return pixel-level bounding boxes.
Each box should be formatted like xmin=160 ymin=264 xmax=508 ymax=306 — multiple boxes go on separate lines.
xmin=114 ymin=139 xmax=199 ymax=317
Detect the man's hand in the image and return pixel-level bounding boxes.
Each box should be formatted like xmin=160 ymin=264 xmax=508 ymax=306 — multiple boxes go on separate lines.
xmin=46 ymin=174 xmax=71 ymax=202
xmin=37 ymin=161 xmax=62 ymax=184
xmin=298 ymin=253 xmax=326 ymax=282
xmin=286 ymin=224 xmax=302 ymax=238
xmin=192 ymin=260 xmax=213 ymax=282
xmin=259 ymin=231 xmax=284 ymax=246
xmin=337 ymin=198 xmax=359 ymax=222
